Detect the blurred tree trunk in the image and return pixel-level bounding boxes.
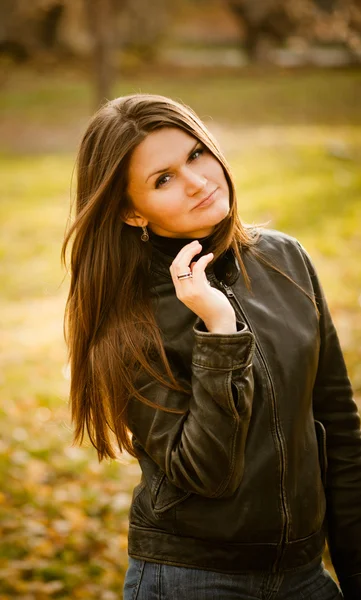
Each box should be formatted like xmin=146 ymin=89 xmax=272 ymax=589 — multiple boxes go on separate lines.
xmin=85 ymin=0 xmax=114 ymax=108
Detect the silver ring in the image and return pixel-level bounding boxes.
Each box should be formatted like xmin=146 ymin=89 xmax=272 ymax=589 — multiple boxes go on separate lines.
xmin=177 ymin=272 xmax=193 ymax=280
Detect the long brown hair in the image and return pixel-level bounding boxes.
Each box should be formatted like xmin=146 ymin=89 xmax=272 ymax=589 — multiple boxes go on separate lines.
xmin=61 ymin=94 xmax=312 ymax=461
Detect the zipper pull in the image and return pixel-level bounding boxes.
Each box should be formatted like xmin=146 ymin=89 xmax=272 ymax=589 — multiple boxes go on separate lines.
xmin=220 ymin=281 xmax=234 ymax=298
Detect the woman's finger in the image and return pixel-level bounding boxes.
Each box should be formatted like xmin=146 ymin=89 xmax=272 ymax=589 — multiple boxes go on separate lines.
xmin=170 ymin=269 xmax=194 ymax=297
xmin=170 ymin=241 xmax=202 ymax=276
xmin=172 ymin=253 xmax=213 ymax=293
xmin=191 ymin=253 xmax=214 ymax=279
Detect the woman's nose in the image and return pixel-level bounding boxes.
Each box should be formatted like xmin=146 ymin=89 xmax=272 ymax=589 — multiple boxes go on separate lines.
xmin=183 ymin=167 xmax=207 ymax=194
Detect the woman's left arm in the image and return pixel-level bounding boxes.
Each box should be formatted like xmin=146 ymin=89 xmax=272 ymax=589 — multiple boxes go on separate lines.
xmin=299 ymin=243 xmax=361 ymax=599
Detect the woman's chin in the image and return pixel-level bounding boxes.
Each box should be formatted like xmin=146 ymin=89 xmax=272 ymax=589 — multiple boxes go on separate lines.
xmin=207 ymin=199 xmax=230 ymax=226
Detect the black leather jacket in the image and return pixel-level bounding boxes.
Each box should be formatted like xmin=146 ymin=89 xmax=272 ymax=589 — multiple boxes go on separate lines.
xmin=126 ymin=229 xmax=361 ymax=599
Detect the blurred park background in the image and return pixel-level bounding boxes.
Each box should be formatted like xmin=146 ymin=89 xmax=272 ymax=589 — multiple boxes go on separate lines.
xmin=0 ymin=0 xmax=361 ymax=598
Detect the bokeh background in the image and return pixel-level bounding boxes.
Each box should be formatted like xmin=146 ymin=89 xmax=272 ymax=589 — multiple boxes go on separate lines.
xmin=0 ymin=1 xmax=361 ymax=598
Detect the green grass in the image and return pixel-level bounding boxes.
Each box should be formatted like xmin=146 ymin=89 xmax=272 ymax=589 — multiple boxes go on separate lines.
xmin=1 ymin=67 xmax=360 ymax=130
xmin=0 ymin=67 xmax=360 ymax=597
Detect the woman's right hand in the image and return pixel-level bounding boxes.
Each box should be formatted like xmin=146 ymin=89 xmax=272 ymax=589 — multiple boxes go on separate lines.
xmin=169 ymin=240 xmax=237 ymax=334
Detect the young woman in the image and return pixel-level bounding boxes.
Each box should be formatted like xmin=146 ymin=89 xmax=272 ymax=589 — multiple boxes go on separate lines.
xmin=62 ymin=94 xmax=361 ymax=599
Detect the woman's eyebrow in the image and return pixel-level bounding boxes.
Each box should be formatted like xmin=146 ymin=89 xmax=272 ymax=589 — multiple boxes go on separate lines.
xmin=145 ymin=140 xmax=199 ymax=183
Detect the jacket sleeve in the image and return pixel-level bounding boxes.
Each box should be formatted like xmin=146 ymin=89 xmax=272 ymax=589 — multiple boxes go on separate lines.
xmin=126 ymin=321 xmax=255 ymax=499
xmin=298 ymin=242 xmax=361 ymax=599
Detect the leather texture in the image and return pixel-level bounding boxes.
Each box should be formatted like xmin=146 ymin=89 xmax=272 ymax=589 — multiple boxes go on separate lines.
xmin=126 ymin=228 xmax=361 ymax=599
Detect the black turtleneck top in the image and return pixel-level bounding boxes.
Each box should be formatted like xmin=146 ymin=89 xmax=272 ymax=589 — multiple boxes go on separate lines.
xmin=148 ymin=229 xmax=214 ymax=261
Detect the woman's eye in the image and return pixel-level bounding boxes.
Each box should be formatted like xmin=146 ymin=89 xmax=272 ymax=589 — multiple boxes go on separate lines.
xmin=155 ymin=174 xmax=171 ymax=188
xmin=189 ymin=147 xmax=204 ymax=161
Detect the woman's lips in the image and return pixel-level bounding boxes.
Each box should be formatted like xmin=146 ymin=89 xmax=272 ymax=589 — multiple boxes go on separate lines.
xmin=193 ymin=187 xmax=218 ymax=209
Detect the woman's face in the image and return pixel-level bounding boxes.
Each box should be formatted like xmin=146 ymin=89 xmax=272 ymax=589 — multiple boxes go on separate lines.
xmin=126 ymin=127 xmax=230 ymax=238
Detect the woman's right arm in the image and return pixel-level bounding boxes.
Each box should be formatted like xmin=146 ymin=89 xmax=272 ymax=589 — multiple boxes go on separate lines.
xmin=126 ymin=321 xmax=255 ymax=499
xmin=127 ymin=240 xmax=254 ymax=498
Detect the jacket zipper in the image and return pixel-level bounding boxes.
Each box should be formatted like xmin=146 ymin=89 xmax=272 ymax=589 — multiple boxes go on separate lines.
xmin=218 ymin=280 xmax=289 ymax=571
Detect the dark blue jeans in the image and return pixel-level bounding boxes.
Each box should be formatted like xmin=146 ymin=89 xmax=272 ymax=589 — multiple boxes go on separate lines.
xmin=123 ymin=556 xmax=343 ymax=600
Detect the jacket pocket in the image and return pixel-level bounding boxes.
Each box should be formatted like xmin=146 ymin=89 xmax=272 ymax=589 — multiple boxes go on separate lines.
xmin=153 ymin=472 xmax=191 ymax=515
xmin=314 ymin=419 xmax=328 ymax=486
xmin=137 ymin=450 xmax=191 ymax=516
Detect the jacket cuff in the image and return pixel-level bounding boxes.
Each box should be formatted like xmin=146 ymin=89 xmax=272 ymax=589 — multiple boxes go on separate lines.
xmin=192 ymin=320 xmax=255 ymax=371
xmin=339 ymin=573 xmax=361 ymax=600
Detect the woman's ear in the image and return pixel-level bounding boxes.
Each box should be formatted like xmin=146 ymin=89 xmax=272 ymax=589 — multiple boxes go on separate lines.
xmin=123 ymin=211 xmax=148 ymax=228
